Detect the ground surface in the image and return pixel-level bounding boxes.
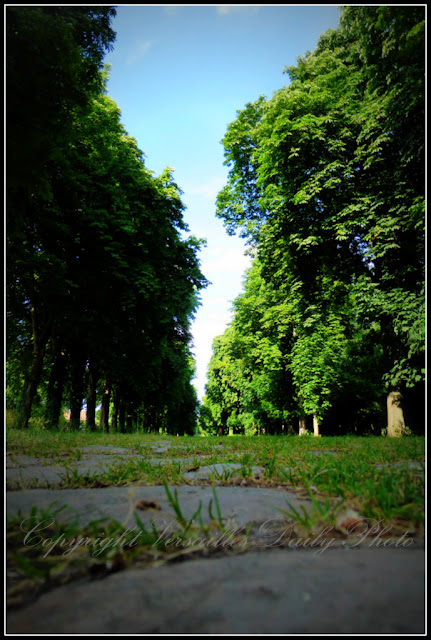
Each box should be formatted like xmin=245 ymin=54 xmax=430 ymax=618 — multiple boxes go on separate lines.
xmin=6 ymin=439 xmax=426 ymax=634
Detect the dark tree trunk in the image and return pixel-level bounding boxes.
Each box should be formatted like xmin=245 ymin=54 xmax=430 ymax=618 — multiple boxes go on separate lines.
xmin=100 ymin=378 xmax=111 ymax=433
xmin=70 ymin=352 xmax=86 ymax=431
xmin=118 ymin=395 xmax=126 ymax=433
xmin=44 ymin=343 xmax=66 ymax=430
xmin=126 ymin=409 xmax=134 ymax=433
xmin=15 ymin=307 xmax=51 ymax=429
xmin=111 ymin=387 xmax=119 ymax=433
xmin=86 ymin=363 xmax=98 ymax=431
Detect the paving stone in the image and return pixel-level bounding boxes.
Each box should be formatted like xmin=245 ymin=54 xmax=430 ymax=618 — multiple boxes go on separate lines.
xmin=6 ymin=548 xmax=425 ymax=634
xmin=152 ymin=446 xmax=171 ymax=454
xmin=6 ymin=453 xmax=204 ymax=489
xmin=6 ymin=455 xmax=53 ymax=468
xmin=77 ymin=446 xmax=136 ymax=455
xmin=6 ymin=449 xmax=425 ymax=634
xmin=182 ymin=462 xmax=265 ymax=480
xmin=6 ymin=466 xmax=68 ymax=488
xmin=6 ymin=455 xmax=141 ymax=489
xmin=6 ymin=485 xmax=312 ymax=531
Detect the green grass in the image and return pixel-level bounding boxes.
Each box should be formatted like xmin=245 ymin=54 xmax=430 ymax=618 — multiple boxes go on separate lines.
xmin=6 ymin=430 xmax=425 ymax=521
xmin=6 ymin=428 xmax=425 ymax=609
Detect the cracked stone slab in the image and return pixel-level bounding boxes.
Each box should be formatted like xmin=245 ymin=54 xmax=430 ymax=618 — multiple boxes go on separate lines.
xmin=6 ymin=456 xmax=143 ymax=489
xmin=6 ymin=548 xmax=425 ymax=634
xmin=6 ymin=455 xmax=57 ymax=468
xmin=182 ymin=463 xmax=265 ymax=480
xmin=6 ymin=455 xmax=209 ymax=490
xmin=6 ymin=485 xmax=311 ymax=531
xmin=77 ymin=446 xmax=137 ymax=455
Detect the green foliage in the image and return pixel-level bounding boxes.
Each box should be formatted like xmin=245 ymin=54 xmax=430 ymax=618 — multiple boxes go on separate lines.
xmin=211 ymin=6 xmax=425 ymax=435
xmin=6 ymin=8 xmax=208 ymax=434
xmin=6 ymin=6 xmax=116 ymax=208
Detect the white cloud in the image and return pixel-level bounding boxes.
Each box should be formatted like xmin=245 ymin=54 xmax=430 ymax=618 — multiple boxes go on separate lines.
xmin=126 ymin=40 xmax=153 ymax=65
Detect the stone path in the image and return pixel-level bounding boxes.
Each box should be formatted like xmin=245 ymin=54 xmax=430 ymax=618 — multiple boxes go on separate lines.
xmin=7 ymin=548 xmax=425 ymax=634
xmin=7 ymin=485 xmax=308 ymax=531
xmin=6 ymin=443 xmax=425 ymax=634
xmin=6 ymin=443 xmax=266 ymax=489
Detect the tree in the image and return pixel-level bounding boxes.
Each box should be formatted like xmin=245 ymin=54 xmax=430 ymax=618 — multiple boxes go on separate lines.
xmin=215 ymin=6 xmax=425 ymax=436
xmin=6 ymin=6 xmax=116 ymax=206
xmin=7 ymin=7 xmax=117 ymax=429
xmin=204 ymin=256 xmax=384 ymax=436
xmin=7 ymin=13 xmax=208 ymax=434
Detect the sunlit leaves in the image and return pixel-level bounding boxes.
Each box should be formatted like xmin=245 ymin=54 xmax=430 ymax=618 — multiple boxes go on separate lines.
xmin=212 ymin=6 xmax=424 ymax=433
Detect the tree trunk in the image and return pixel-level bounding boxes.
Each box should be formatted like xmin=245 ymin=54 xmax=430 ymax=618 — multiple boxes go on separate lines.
xmin=16 ymin=343 xmax=47 ymax=429
xmin=313 ymin=414 xmax=320 ymax=437
xmin=299 ymin=417 xmax=308 ymax=436
xmin=86 ymin=363 xmax=98 ymax=431
xmin=70 ymin=353 xmax=86 ymax=431
xmin=44 ymin=344 xmax=66 ymax=430
xmin=118 ymin=395 xmax=126 ymax=433
xmin=111 ymin=387 xmax=119 ymax=433
xmin=100 ymin=378 xmax=111 ymax=433
xmin=387 ymin=390 xmax=407 ymax=437
xmin=126 ymin=407 xmax=134 ymax=432
xmin=15 ymin=307 xmax=51 ymax=429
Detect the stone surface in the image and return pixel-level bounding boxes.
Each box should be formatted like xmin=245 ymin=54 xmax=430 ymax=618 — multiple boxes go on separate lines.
xmin=6 ymin=485 xmax=312 ymax=531
xmin=183 ymin=462 xmax=265 ymax=480
xmin=77 ymin=446 xmax=136 ymax=454
xmin=6 ymin=447 xmax=425 ymax=634
xmin=6 ymin=452 xmax=265 ymax=489
xmin=6 ymin=454 xmax=141 ymax=489
xmin=7 ymin=548 xmax=425 ymax=634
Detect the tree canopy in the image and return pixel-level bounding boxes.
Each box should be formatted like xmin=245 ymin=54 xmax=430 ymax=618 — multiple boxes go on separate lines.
xmin=203 ymin=6 xmax=425 ymax=437
xmin=7 ymin=7 xmax=208 ymax=434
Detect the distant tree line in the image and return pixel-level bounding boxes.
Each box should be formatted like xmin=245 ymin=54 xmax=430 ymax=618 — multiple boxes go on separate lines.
xmin=201 ymin=6 xmax=425 ymax=437
xmin=6 ymin=7 xmax=207 ymax=434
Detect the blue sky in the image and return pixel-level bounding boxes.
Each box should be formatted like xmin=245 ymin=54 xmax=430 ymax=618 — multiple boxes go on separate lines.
xmin=103 ymin=5 xmax=341 ymax=399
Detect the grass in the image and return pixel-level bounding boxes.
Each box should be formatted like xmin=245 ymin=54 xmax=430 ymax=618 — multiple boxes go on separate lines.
xmin=7 ymin=429 xmax=425 ymax=500
xmin=6 ymin=428 xmax=425 ymax=607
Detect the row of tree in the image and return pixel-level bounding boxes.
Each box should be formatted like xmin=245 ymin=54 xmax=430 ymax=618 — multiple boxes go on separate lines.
xmin=6 ymin=7 xmax=207 ymax=434
xmin=201 ymin=6 xmax=425 ymax=436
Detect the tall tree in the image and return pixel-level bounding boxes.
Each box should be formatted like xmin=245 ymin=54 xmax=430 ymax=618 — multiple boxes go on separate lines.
xmin=7 ymin=81 xmax=208 ymax=432
xmin=7 ymin=7 xmax=117 ymax=429
xmin=203 ymin=258 xmax=384 ymax=436
xmin=6 ymin=6 xmax=116 ymax=207
xmin=215 ymin=6 xmax=425 ymax=436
